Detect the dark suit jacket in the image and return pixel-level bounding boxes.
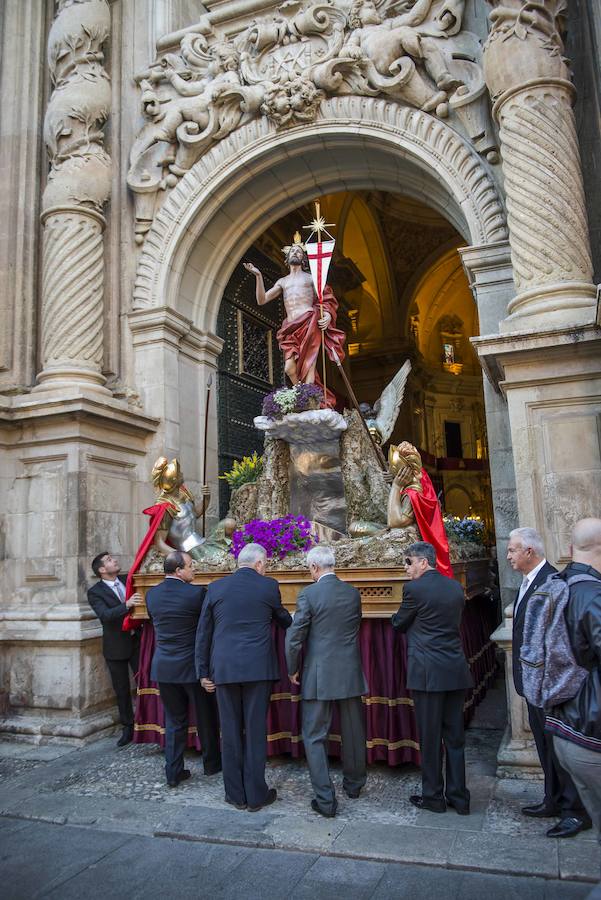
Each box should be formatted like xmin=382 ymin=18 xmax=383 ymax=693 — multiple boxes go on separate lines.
xmin=146 ymin=577 xmax=207 ymax=683
xmin=195 ymin=567 xmax=292 ymax=684
xmin=511 ymin=560 xmax=557 ymax=697
xmin=285 ymin=574 xmax=368 ymax=700
xmin=87 ymin=575 xmax=138 ymax=661
xmin=391 ymin=569 xmax=473 ymax=692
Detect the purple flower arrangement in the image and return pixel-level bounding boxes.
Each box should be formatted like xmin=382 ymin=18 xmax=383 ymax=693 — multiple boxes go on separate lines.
xmin=231 ymin=515 xmax=317 ymax=559
xmin=261 ymin=383 xmax=324 ymax=419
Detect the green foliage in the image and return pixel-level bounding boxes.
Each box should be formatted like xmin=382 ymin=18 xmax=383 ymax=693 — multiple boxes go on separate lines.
xmin=220 ymin=451 xmax=264 ymax=489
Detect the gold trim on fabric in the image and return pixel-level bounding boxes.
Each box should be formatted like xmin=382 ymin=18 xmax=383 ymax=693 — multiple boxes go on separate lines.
xmin=363 ymin=696 xmax=414 ymax=707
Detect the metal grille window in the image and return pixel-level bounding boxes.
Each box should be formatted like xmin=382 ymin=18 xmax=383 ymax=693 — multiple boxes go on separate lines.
xmin=237 ymin=310 xmax=274 ymax=383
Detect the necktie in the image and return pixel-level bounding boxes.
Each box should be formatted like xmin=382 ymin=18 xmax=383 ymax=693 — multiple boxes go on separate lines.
xmin=516 ymin=576 xmax=529 ymax=612
xmin=114 ymin=580 xmax=125 ymax=602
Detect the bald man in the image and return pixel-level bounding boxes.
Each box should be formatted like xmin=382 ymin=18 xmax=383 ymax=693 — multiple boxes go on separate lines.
xmin=546 ymin=518 xmax=601 ymax=841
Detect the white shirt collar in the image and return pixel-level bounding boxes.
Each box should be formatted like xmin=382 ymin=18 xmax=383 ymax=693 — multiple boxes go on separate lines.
xmin=317 ymin=572 xmax=336 ymax=582
xmin=523 ymin=558 xmax=547 ymax=588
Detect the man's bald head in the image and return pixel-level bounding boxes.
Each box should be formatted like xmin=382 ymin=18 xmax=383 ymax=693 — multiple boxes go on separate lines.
xmin=572 ymin=518 xmax=601 ymax=569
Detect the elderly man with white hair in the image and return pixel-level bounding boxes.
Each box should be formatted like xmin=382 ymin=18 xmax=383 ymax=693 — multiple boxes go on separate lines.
xmin=507 ymin=526 xmax=590 ymax=837
xmin=285 ymin=545 xmax=368 ymax=818
xmin=195 ymin=542 xmax=292 ymax=812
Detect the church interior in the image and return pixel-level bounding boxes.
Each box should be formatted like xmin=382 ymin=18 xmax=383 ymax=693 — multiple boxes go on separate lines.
xmin=216 ymin=192 xmax=494 ymax=541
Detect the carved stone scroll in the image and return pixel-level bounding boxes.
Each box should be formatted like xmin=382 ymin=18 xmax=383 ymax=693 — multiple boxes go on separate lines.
xmin=483 ymin=0 xmax=596 ymax=328
xmin=36 ymin=0 xmax=112 ymax=393
xmin=128 ymin=0 xmax=499 ymax=242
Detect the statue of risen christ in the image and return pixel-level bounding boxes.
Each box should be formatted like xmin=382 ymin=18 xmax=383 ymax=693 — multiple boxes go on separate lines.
xmin=243 ymin=237 xmax=346 ymax=406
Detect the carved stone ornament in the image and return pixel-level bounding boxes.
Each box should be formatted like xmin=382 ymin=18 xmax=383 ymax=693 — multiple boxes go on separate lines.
xmin=128 ymin=0 xmax=500 ymax=243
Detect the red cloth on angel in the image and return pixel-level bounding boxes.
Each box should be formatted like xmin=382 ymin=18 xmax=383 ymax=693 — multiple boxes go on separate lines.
xmin=404 ymin=469 xmax=453 ymax=578
xmin=122 ymin=502 xmax=175 ymax=632
xmin=276 ymin=285 xmax=346 ymax=408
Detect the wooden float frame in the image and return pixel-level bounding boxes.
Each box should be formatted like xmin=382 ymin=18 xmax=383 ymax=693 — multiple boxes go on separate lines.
xmin=132 ymin=558 xmax=491 ymax=619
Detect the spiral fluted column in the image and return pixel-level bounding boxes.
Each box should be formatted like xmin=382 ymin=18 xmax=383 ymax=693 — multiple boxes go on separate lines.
xmin=36 ymin=0 xmax=112 ymax=392
xmin=483 ymin=0 xmax=596 ymax=330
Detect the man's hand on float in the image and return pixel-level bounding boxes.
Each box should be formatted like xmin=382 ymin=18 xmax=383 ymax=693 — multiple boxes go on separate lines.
xmin=289 ymin=671 xmax=300 ymax=686
xmin=201 ymin=484 xmax=210 ymax=497
xmin=317 ymin=311 xmax=332 ymax=331
xmin=126 ymin=593 xmax=143 ymax=609
xmin=201 ymin=677 xmax=216 ymax=693
xmin=243 ymin=261 xmax=260 ymax=276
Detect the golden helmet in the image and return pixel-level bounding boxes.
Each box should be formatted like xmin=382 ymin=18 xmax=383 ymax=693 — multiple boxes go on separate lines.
xmin=388 ymin=441 xmax=422 ymax=476
xmin=151 ymin=456 xmax=183 ymax=492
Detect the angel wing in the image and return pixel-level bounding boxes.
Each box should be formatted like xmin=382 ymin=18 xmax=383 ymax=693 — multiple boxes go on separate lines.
xmin=374 ymin=360 xmax=412 ymax=445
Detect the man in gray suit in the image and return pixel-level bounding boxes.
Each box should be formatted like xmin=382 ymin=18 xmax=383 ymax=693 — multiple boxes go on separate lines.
xmin=286 ymin=545 xmax=368 ymax=818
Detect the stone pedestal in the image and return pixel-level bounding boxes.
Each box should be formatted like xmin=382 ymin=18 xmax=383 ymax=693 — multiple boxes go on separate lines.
xmin=254 ymin=409 xmax=348 ymax=534
xmin=0 ymin=392 xmax=158 ymax=742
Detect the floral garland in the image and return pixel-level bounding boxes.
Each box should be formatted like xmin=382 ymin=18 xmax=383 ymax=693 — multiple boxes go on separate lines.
xmin=443 ymin=515 xmax=485 ymax=544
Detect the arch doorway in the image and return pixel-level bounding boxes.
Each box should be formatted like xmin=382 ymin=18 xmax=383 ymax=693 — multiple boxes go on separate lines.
xmin=128 ymin=102 xmax=512 ymax=572
xmin=215 ymin=190 xmax=494 ymax=542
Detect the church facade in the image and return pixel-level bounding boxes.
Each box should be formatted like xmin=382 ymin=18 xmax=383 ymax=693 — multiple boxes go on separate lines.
xmin=0 ymin=0 xmax=599 ymax=768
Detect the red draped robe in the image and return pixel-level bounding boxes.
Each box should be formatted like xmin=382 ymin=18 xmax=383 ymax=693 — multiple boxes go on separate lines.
xmin=121 ymin=502 xmax=175 ymax=631
xmin=276 ymin=285 xmax=346 ymax=408
xmin=404 ymin=469 xmax=453 ymax=578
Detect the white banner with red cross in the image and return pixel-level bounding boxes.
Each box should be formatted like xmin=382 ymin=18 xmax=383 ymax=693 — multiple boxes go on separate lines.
xmin=305 ymin=239 xmax=335 ymax=304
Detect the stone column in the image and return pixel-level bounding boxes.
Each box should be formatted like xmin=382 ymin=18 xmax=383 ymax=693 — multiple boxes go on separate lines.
xmin=483 ymin=0 xmax=597 ymax=330
xmin=35 ymin=0 xmax=112 ymax=393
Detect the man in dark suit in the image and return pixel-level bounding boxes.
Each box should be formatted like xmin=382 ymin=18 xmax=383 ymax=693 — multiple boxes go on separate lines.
xmin=392 ymin=541 xmax=473 ymax=814
xmin=196 ymin=542 xmax=292 ymax=811
xmin=88 ymin=552 xmax=143 ymax=747
xmin=146 ymin=550 xmax=221 ymax=787
xmin=507 ymin=527 xmax=590 ymax=837
xmin=286 ymin=545 xmax=368 ymax=818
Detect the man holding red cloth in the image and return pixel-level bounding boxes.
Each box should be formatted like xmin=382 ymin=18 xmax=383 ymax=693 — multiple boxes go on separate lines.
xmin=243 ymin=235 xmax=345 ymax=408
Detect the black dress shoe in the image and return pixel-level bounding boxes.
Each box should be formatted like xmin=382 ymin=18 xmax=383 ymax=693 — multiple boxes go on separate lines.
xmin=546 ymin=817 xmax=593 ymax=838
xmin=116 ymin=726 xmax=133 ymax=748
xmin=344 ymin=788 xmax=361 ymax=799
xmin=248 ymin=788 xmax=277 ymax=812
xmin=446 ymin=801 xmax=470 ymax=816
xmin=225 ymin=796 xmax=247 ymax=810
xmin=522 ymin=801 xmax=560 ymax=818
xmin=311 ymin=798 xmax=338 ymax=818
xmin=167 ymin=768 xmax=191 ymax=788
xmin=410 ymin=794 xmax=446 ymax=813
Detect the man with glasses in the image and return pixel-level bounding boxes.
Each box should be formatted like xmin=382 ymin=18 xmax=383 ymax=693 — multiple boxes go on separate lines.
xmin=392 ymin=541 xmax=472 ymax=814
xmin=88 ymin=552 xmax=144 ymax=747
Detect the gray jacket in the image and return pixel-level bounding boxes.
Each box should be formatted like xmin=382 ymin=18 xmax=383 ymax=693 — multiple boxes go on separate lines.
xmin=285 ymin=573 xmax=368 ymax=701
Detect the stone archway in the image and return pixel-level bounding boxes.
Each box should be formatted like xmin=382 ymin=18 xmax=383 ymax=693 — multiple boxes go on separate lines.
xmin=131 ymin=97 xmax=507 ymax=327
xmin=127 ymin=97 xmax=513 ymax=570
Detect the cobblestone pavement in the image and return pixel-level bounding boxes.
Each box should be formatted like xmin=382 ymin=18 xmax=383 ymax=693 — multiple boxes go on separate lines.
xmin=0 ymin=681 xmax=599 ymax=895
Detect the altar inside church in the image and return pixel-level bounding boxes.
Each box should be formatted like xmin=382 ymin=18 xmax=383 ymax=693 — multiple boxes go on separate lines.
xmin=131 ymin=560 xmax=497 ymax=766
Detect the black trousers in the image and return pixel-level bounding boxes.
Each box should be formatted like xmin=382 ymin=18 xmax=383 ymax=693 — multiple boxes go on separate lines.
xmin=412 ymin=689 xmax=469 ymax=809
xmin=158 ymin=681 xmax=221 ymax=783
xmin=528 ymin=703 xmax=586 ymax=817
xmin=105 ymin=646 xmax=139 ymax=728
xmin=216 ymin=681 xmax=273 ymax=809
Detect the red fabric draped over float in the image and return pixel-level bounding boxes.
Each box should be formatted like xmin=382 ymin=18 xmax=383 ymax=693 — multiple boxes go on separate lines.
xmin=133 ymin=596 xmax=498 ymax=765
xmin=405 ymin=469 xmax=453 ymax=579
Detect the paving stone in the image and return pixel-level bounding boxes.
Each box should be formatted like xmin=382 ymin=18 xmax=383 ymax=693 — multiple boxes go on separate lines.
xmin=332 ymin=821 xmax=455 ymax=865
xmin=208 ymin=846 xmax=318 ymax=899
xmin=558 ymin=839 xmax=601 ymax=883
xmin=450 ymin=830 xmax=558 ymax=878
xmin=42 ymin=833 xmax=253 ymax=899
xmin=370 ymin=862 xmax=460 ymax=899
xmin=0 ymin=821 xmax=133 ymax=900
xmin=290 ymin=855 xmax=387 ymax=899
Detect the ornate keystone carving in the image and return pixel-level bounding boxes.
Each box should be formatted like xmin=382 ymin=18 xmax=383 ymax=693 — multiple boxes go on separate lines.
xmin=483 ymin=0 xmax=596 ymax=328
xmin=128 ymin=0 xmax=499 ymax=242
xmin=36 ymin=0 xmax=112 ymax=392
